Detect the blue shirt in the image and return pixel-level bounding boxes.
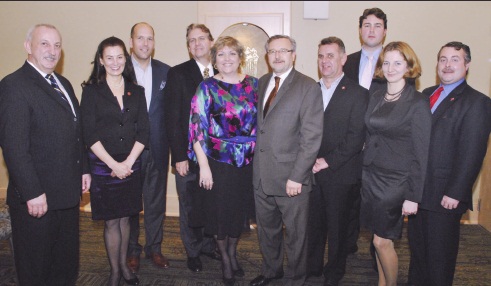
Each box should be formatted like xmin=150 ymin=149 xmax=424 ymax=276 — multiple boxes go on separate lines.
xmin=358 ymin=47 xmax=382 ymax=84
xmin=431 ymin=79 xmax=465 ymax=113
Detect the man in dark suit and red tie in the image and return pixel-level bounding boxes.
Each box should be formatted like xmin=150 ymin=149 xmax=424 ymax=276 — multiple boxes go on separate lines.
xmin=0 ymin=24 xmax=91 ymax=285
xmin=307 ymin=37 xmax=368 ymax=286
xmin=407 ymin=41 xmax=491 ymax=286
xmin=164 ymin=23 xmax=221 ymax=273
xmin=127 ymin=22 xmax=172 ymax=272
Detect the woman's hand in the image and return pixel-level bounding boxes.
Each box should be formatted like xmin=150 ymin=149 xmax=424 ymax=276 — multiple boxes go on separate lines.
xmin=110 ymin=161 xmax=133 ymax=179
xmin=199 ymin=164 xmax=214 ymax=190
xmin=402 ymin=200 xmax=418 ymax=216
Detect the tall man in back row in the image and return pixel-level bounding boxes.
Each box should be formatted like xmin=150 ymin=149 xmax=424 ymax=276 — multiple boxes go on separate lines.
xmin=127 ymin=22 xmax=171 ymax=272
xmin=250 ymin=35 xmax=324 ymax=286
xmin=343 ymin=7 xmax=387 ymax=254
xmin=408 ymin=41 xmax=491 ymax=286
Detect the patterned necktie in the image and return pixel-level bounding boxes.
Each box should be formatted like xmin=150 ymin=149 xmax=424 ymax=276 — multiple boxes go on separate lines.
xmin=360 ymin=55 xmax=373 ymax=90
xmin=46 ymin=74 xmax=69 ymax=103
xmin=264 ymin=76 xmax=280 ymax=118
xmin=203 ymin=67 xmax=210 ymax=79
xmin=430 ymin=86 xmax=444 ymax=109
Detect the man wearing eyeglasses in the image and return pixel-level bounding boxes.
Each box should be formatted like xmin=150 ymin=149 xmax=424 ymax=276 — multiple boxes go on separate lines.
xmin=250 ymin=35 xmax=323 ymax=286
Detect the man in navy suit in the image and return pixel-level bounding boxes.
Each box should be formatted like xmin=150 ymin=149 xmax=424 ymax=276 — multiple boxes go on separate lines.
xmin=0 ymin=24 xmax=91 ymax=285
xmin=307 ymin=37 xmax=368 ymax=286
xmin=127 ymin=22 xmax=171 ymax=272
xmin=343 ymin=7 xmax=387 ymax=255
xmin=164 ymin=23 xmax=220 ymax=273
xmin=408 ymin=42 xmax=491 ymax=286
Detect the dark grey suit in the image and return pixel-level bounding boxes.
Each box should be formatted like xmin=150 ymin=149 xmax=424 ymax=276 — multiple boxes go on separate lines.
xmin=408 ymin=81 xmax=491 ymax=286
xmin=253 ymin=69 xmax=323 ymax=285
xmin=0 ymin=61 xmax=88 ymax=285
xmin=128 ymin=59 xmax=171 ymax=257
xmin=164 ymin=59 xmax=216 ymax=257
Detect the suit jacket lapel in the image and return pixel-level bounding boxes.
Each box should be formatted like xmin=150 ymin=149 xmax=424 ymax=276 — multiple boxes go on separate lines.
xmin=264 ymin=69 xmax=296 ymax=118
xmin=325 ymin=76 xmax=349 ymax=114
xmin=432 ymin=82 xmax=466 ymax=123
xmin=149 ymin=59 xmax=164 ymax=115
xmin=190 ymin=59 xmax=204 ymax=88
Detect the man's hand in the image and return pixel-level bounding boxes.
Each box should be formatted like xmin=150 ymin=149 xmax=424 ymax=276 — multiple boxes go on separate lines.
xmin=286 ymin=179 xmax=302 ymax=197
xmin=176 ymin=160 xmax=189 ymax=177
xmin=27 ymin=193 xmax=48 ymax=218
xmin=312 ymin=158 xmax=329 ymax=174
xmin=441 ymin=195 xmax=459 ymax=210
xmin=82 ymin=174 xmax=92 ymax=194
xmin=402 ymin=200 xmax=418 ymax=216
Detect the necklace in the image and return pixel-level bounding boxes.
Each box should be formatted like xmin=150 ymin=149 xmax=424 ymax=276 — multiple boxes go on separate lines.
xmin=108 ymin=77 xmax=124 ymax=88
xmin=384 ymin=84 xmax=406 ymax=102
xmin=218 ymin=73 xmax=241 ymax=83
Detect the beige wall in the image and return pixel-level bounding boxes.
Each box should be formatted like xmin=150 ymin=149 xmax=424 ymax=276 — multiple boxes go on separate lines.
xmin=1 ymin=1 xmax=490 ymax=221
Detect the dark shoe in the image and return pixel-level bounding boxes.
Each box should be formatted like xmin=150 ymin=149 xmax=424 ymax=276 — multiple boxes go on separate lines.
xmin=146 ymin=253 xmax=170 ymax=269
xmin=201 ymin=250 xmax=222 ymax=261
xmin=233 ymin=268 xmax=245 ymax=277
xmin=187 ymin=256 xmax=202 ymax=272
xmin=308 ymin=270 xmax=323 ymax=277
xmin=127 ymin=255 xmax=140 ymax=273
xmin=123 ymin=275 xmax=140 ymax=285
xmin=249 ymin=274 xmax=283 ymax=286
xmin=223 ymin=276 xmax=236 ymax=286
xmin=324 ymin=277 xmax=339 ymax=286
xmin=346 ymin=244 xmax=358 ymax=254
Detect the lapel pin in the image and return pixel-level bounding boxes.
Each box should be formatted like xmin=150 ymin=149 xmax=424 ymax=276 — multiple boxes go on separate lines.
xmin=450 ymin=97 xmax=455 ymax=101
xmin=127 ymin=91 xmax=131 ymax=96
xmin=342 ymin=86 xmax=346 ymax=90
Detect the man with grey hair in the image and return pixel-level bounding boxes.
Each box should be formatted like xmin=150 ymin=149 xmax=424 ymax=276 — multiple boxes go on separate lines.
xmin=250 ymin=35 xmax=323 ymax=286
xmin=0 ymin=24 xmax=91 ymax=285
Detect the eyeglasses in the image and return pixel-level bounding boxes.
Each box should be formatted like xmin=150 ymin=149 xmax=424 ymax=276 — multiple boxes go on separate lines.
xmin=267 ymin=49 xmax=293 ymax=55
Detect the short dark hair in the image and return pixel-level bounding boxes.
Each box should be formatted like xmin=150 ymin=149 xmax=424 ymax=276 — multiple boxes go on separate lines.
xmin=82 ymin=36 xmax=136 ymax=86
xmin=437 ymin=41 xmax=471 ymax=64
xmin=186 ymin=23 xmax=214 ymax=46
xmin=359 ymin=8 xmax=387 ymax=29
xmin=318 ymin=37 xmax=346 ymax=54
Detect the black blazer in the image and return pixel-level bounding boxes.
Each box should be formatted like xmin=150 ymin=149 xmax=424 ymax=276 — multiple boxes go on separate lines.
xmin=420 ymin=81 xmax=491 ymax=213
xmin=315 ymin=76 xmax=368 ymax=185
xmin=148 ymin=59 xmax=170 ymax=170
xmin=164 ymin=59 xmax=217 ymax=167
xmin=344 ymin=50 xmax=362 ymax=83
xmin=0 ymin=62 xmax=88 ymax=210
xmin=80 ymin=80 xmax=149 ymax=156
xmin=363 ymin=84 xmax=432 ymax=202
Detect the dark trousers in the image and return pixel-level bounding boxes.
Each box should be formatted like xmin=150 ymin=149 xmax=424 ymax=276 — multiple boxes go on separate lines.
xmin=345 ymin=181 xmax=361 ymax=251
xmin=255 ymin=183 xmax=310 ymax=286
xmin=307 ymin=180 xmax=359 ymax=281
xmin=408 ymin=209 xmax=462 ymax=286
xmin=10 ymin=204 xmax=80 ymax=286
xmin=128 ymin=149 xmax=168 ymax=256
xmin=175 ymin=168 xmax=215 ymax=258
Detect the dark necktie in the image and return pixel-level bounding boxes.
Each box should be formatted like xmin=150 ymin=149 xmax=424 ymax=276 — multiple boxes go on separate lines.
xmin=429 ymin=86 xmax=444 ymax=109
xmin=46 ymin=74 xmax=70 ymax=104
xmin=264 ymin=76 xmax=280 ymax=118
xmin=203 ymin=68 xmax=210 ymax=79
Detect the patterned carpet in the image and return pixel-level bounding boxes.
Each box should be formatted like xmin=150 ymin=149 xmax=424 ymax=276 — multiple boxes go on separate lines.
xmin=1 ymin=212 xmax=490 ymax=285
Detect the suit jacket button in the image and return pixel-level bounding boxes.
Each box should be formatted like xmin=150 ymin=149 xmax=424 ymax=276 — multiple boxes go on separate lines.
xmin=120 ymin=137 xmax=125 ymax=141
xmin=119 ymin=123 xmax=124 ymax=127
xmin=73 ymin=117 xmax=77 ymax=122
xmin=260 ymin=149 xmax=264 ymax=152
xmin=260 ymin=130 xmax=265 ymax=134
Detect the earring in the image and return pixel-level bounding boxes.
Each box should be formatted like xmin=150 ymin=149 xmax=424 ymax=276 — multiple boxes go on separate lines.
xmin=213 ymin=64 xmax=218 ymax=70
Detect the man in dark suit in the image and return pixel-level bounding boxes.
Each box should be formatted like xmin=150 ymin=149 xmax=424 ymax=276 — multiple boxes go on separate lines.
xmin=408 ymin=42 xmax=491 ymax=286
xmin=0 ymin=24 xmax=91 ymax=285
xmin=307 ymin=37 xmax=368 ymax=286
xmin=127 ymin=22 xmax=171 ymax=272
xmin=164 ymin=23 xmax=220 ymax=273
xmin=250 ymin=35 xmax=324 ymax=286
xmin=343 ymin=7 xmax=387 ymax=255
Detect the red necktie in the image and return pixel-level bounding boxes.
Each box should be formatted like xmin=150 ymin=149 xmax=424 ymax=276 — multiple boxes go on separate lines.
xmin=264 ymin=76 xmax=280 ymax=117
xmin=429 ymin=86 xmax=444 ymax=109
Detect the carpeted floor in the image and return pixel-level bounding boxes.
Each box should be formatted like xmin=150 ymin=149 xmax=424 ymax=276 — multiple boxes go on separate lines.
xmin=1 ymin=212 xmax=490 ymax=285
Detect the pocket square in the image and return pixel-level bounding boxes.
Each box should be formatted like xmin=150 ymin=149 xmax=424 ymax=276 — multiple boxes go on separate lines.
xmin=160 ymin=81 xmax=167 ymax=91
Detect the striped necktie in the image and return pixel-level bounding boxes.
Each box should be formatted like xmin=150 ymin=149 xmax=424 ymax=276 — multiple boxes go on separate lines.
xmin=46 ymin=74 xmax=69 ymax=103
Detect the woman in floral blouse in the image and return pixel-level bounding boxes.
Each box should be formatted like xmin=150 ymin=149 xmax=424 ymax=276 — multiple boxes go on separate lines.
xmin=188 ymin=36 xmax=257 ymax=286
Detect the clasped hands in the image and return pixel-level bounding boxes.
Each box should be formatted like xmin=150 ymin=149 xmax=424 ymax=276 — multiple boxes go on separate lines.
xmin=110 ymin=160 xmax=133 ymax=179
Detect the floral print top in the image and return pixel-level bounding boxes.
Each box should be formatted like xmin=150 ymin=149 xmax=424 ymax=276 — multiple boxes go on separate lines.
xmin=188 ymin=75 xmax=258 ymax=168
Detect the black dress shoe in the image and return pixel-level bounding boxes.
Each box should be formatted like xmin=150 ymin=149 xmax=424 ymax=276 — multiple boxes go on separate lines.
xmin=324 ymin=277 xmax=340 ymax=286
xmin=223 ymin=276 xmax=236 ymax=286
xmin=201 ymin=250 xmax=222 ymax=261
xmin=250 ymin=274 xmax=283 ymax=286
xmin=233 ymin=268 xmax=245 ymax=277
xmin=187 ymin=256 xmax=203 ymax=272
xmin=123 ymin=275 xmax=140 ymax=285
